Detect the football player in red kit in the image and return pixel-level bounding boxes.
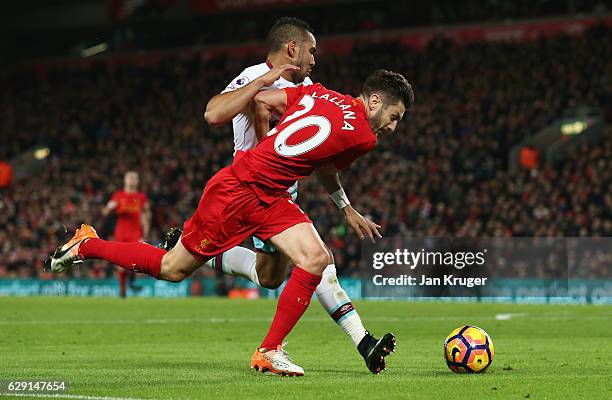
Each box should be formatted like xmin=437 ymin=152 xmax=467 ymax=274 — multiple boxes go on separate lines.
xmin=102 ymin=171 xmax=151 ymax=298
xmin=47 ymin=69 xmax=414 ymax=376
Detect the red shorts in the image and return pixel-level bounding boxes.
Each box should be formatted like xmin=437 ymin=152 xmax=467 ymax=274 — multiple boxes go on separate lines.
xmin=181 ymin=166 xmax=312 ymax=260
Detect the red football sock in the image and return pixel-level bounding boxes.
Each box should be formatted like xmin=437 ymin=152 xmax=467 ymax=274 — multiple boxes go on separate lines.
xmin=260 ymin=266 xmax=322 ymax=350
xmin=79 ymin=238 xmax=164 ymax=279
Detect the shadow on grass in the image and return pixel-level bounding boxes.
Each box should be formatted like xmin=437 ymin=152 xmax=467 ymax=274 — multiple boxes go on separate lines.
xmin=307 ymin=367 xmax=377 ymax=376
xmin=404 ymin=369 xmax=501 ymax=378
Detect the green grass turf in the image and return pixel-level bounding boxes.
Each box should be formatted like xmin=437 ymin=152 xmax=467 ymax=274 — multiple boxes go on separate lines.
xmin=0 ymin=297 xmax=611 ymax=400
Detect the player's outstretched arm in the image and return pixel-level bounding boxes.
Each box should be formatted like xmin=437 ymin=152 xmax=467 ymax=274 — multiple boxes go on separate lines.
xmin=315 ymin=165 xmax=382 ymax=243
xmin=252 ymin=88 xmax=289 ymax=140
xmin=204 ymin=64 xmax=299 ymax=127
xmin=101 ymin=200 xmax=117 ymax=217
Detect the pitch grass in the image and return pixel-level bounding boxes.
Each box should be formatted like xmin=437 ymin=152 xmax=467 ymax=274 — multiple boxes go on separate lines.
xmin=1 ymin=297 xmax=611 ymax=400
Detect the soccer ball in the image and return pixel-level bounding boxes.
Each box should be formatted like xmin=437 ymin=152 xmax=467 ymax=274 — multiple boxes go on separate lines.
xmin=444 ymin=325 xmax=494 ymax=373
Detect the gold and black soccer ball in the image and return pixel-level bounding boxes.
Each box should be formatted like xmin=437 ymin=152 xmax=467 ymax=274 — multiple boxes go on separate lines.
xmin=444 ymin=325 xmax=494 ymax=373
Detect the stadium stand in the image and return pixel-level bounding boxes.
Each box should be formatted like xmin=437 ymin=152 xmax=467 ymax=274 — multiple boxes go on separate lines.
xmin=0 ymin=23 xmax=610 ymax=279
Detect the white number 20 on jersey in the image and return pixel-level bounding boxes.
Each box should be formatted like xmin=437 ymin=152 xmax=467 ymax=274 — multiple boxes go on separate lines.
xmin=266 ymin=95 xmax=332 ymax=157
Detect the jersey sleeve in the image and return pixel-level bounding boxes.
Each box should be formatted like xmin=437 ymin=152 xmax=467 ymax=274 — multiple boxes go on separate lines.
xmin=110 ymin=192 xmax=120 ymax=203
xmin=283 ymin=83 xmax=322 ymax=109
xmin=282 ymin=86 xmax=305 ymax=109
xmin=140 ymin=193 xmax=148 ymax=205
xmin=333 ymin=139 xmax=376 ymax=171
xmin=221 ymin=69 xmax=251 ymax=94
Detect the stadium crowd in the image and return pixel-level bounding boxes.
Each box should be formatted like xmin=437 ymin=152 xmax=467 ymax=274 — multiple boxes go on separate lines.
xmin=0 ymin=25 xmax=610 ymax=279
xmin=9 ymin=0 xmax=608 ymax=59
xmin=139 ymin=0 xmax=611 ymax=52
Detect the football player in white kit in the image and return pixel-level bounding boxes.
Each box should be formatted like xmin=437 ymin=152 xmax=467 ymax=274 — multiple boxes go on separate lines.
xmin=165 ymin=17 xmax=395 ymax=376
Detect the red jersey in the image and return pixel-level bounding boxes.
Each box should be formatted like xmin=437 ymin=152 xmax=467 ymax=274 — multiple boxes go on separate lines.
xmin=232 ymin=83 xmax=377 ymax=203
xmin=111 ymin=190 xmax=148 ymax=242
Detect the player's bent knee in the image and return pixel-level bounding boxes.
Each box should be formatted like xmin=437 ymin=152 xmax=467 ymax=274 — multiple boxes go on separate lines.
xmin=161 ymin=272 xmax=186 ymax=283
xmin=158 ymin=241 xmax=203 ymax=282
xmin=159 ymin=254 xmax=188 ymax=282
xmin=300 ymin=248 xmax=331 ymax=275
xmin=159 ymin=266 xmax=187 ymax=282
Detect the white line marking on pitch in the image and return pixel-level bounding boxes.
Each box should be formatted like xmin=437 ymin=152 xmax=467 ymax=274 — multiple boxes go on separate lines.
xmin=2 ymin=313 xmax=609 ymax=325
xmin=495 ymin=313 xmax=526 ymax=320
xmin=0 ymin=318 xmax=210 ymax=325
xmin=1 ymin=393 xmax=158 ymax=400
xmin=0 ymin=316 xmax=401 ymax=325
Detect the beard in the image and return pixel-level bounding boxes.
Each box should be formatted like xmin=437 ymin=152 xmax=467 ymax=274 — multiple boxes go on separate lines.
xmin=294 ymin=48 xmax=311 ymax=82
xmin=369 ymin=107 xmax=384 ymax=134
xmin=295 ymin=68 xmax=309 ymax=83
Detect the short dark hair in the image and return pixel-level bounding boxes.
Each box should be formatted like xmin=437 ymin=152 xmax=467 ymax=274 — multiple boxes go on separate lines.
xmin=361 ymin=69 xmax=414 ymax=109
xmin=266 ymin=17 xmax=314 ymax=52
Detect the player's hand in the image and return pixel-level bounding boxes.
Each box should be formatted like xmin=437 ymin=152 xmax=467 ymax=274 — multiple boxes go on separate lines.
xmin=342 ymin=206 xmax=382 ymax=243
xmin=257 ymin=64 xmax=300 ymax=87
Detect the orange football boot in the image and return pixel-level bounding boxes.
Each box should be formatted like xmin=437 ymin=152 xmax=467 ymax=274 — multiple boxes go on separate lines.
xmin=250 ymin=343 xmax=304 ymax=376
xmin=45 ymin=224 xmax=99 ymax=272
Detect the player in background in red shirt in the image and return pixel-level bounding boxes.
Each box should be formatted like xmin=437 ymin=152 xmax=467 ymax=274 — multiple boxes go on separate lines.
xmin=102 ymin=171 xmax=151 ymax=298
xmin=47 ymin=69 xmax=414 ymax=376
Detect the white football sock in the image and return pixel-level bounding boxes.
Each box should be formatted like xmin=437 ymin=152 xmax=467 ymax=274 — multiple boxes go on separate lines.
xmin=204 ymin=246 xmax=260 ymax=286
xmin=315 ymin=264 xmax=367 ymax=347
